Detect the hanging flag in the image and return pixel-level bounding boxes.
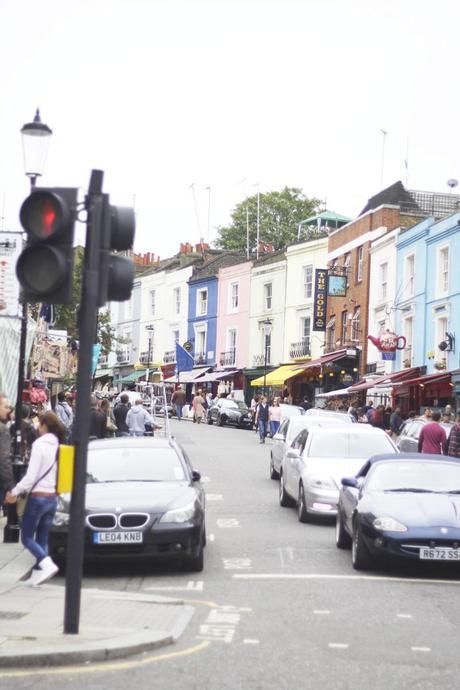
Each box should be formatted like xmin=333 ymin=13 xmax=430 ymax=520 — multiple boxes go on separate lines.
xmin=92 ymin=343 xmax=102 ymax=375
xmin=176 ymin=341 xmax=194 ymax=373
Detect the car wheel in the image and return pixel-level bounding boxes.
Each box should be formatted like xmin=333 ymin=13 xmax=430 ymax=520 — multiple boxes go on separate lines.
xmin=270 ymin=453 xmax=279 ymax=480
xmin=187 ymin=543 xmax=204 ymax=572
xmin=207 ymin=414 xmax=213 ymax=425
xmin=351 ymin=520 xmax=372 ymax=570
xmin=297 ymin=483 xmax=309 ymax=523
xmin=218 ymin=414 xmax=226 ymax=427
xmin=279 ymin=472 xmax=294 ymax=507
xmin=336 ymin=510 xmax=352 ymax=549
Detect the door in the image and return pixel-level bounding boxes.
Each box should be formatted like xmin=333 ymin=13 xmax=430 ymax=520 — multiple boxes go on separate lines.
xmin=286 ymin=430 xmax=308 ymax=497
xmin=273 ymin=419 xmax=289 ymax=473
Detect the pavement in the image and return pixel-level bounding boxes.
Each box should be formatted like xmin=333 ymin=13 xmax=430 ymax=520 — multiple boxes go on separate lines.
xmin=0 ymin=517 xmax=194 ymax=668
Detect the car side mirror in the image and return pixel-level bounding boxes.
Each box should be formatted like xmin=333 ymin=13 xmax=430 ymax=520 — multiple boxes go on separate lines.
xmin=341 ymin=476 xmax=359 ymax=488
xmin=273 ymin=433 xmax=284 ymax=441
xmin=191 ymin=469 xmax=201 ymax=482
xmin=286 ymin=449 xmax=300 ymax=459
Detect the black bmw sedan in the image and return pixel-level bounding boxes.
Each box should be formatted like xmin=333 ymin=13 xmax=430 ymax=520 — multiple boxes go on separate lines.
xmin=207 ymin=398 xmax=252 ymax=428
xmin=49 ymin=437 xmax=206 ymax=571
xmin=336 ymin=453 xmax=460 ymax=570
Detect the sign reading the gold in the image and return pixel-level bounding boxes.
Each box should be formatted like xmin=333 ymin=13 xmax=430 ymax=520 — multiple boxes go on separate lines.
xmin=313 ymin=269 xmax=328 ymax=331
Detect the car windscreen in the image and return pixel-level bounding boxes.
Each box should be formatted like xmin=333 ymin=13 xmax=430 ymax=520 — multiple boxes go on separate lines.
xmin=307 ymin=433 xmax=395 ymax=459
xmin=87 ymin=447 xmax=186 ymax=482
xmin=280 ymin=405 xmax=302 ymax=417
xmin=365 ymin=460 xmax=460 ymax=493
xmin=235 ymin=401 xmax=248 ymax=412
xmin=221 ymin=400 xmax=238 ymax=409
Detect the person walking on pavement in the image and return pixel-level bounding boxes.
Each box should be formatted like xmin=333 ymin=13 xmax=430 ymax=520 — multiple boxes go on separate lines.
xmin=418 ymin=410 xmax=447 ymax=455
xmin=0 ymin=393 xmax=13 ymax=503
xmin=171 ymin=386 xmax=186 ymax=421
xmin=390 ymin=406 xmax=403 ymax=441
xmin=126 ymin=399 xmax=155 ymax=436
xmin=447 ymin=413 xmax=460 ymax=457
xmin=269 ymin=398 xmax=282 ymax=437
xmin=192 ymin=390 xmax=205 ymax=424
xmin=255 ymin=396 xmax=270 ymax=444
xmin=55 ymin=391 xmax=73 ymax=442
xmin=113 ymin=393 xmax=130 ymax=436
xmin=89 ymin=395 xmax=107 ymax=440
xmin=5 ymin=411 xmax=65 ymax=586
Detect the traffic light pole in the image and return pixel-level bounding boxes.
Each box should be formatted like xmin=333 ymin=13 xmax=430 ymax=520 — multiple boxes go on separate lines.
xmin=63 ymin=170 xmax=104 ymax=634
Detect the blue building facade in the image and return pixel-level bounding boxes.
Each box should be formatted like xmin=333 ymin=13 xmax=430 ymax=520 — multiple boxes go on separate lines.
xmin=394 ymin=212 xmax=460 ymax=409
xmin=187 ymin=274 xmax=219 ymax=366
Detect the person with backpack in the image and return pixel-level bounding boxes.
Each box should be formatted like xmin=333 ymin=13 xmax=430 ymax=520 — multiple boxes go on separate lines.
xmin=5 ymin=411 xmax=65 ymax=586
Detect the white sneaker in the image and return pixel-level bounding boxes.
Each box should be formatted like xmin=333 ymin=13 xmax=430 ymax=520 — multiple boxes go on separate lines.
xmin=34 ymin=556 xmax=59 ymax=585
xmin=23 ymin=569 xmax=42 ymax=586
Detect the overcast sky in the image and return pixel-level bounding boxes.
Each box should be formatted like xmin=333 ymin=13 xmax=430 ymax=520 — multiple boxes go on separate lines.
xmin=1 ymin=0 xmax=459 ymax=257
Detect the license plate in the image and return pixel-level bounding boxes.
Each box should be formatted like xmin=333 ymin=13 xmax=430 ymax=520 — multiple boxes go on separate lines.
xmin=419 ymin=547 xmax=460 ymax=561
xmin=93 ymin=531 xmax=143 ymax=544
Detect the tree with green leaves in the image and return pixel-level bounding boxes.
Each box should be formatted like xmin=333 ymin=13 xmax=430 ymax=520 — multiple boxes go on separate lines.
xmin=216 ymin=186 xmax=321 ymax=251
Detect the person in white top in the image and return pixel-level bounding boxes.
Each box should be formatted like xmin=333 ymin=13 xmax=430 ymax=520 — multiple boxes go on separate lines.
xmin=269 ymin=398 xmax=282 ymax=437
xmin=5 ymin=411 xmax=65 ymax=586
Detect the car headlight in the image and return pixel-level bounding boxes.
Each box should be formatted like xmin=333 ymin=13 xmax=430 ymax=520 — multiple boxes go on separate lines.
xmin=373 ymin=517 xmax=407 ymax=532
xmin=306 ymin=475 xmax=336 ymax=490
xmin=53 ymin=495 xmax=70 ymax=526
xmin=160 ymin=500 xmax=197 ymax=523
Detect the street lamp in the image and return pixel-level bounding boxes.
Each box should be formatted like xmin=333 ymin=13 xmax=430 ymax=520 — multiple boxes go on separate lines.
xmin=145 ymin=325 xmax=154 ymax=415
xmin=262 ymin=318 xmax=272 ymax=396
xmin=5 ymin=110 xmax=52 ymax=543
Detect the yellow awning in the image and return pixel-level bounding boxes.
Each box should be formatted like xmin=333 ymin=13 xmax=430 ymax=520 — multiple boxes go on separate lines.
xmin=251 ymin=364 xmax=305 ymax=387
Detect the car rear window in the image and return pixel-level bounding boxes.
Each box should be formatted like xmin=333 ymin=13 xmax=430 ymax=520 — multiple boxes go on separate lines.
xmin=307 ymin=433 xmax=395 ymax=459
xmin=87 ymin=447 xmax=186 ymax=482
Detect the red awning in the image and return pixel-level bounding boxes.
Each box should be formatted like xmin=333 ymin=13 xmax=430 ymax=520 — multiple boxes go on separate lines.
xmin=392 ymin=372 xmax=451 ymax=388
xmin=348 ymin=367 xmax=420 ymax=393
xmin=300 ymin=349 xmax=349 ymax=369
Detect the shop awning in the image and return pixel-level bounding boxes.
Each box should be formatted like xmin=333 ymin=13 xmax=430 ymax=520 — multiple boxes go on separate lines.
xmin=315 ymin=387 xmax=353 ymax=398
xmin=390 ymin=372 xmax=451 ymax=388
xmin=117 ymin=370 xmax=148 ymax=384
xmin=164 ymin=366 xmax=212 ymax=384
xmin=348 ymin=367 xmax=420 ymax=393
xmin=251 ymin=364 xmax=305 ymax=387
xmin=94 ymin=368 xmax=114 ymax=379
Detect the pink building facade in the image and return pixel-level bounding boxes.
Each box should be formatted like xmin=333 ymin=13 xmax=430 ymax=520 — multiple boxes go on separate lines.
xmin=216 ymin=261 xmax=252 ymax=369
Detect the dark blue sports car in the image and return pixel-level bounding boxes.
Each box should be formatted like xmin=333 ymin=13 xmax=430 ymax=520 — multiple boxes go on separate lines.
xmin=336 ymin=453 xmax=460 ymax=570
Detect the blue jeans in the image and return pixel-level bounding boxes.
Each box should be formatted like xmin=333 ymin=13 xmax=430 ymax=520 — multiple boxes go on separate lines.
xmin=258 ymin=419 xmax=268 ymax=441
xmin=270 ymin=420 xmax=280 ymax=436
xmin=21 ymin=495 xmax=58 ymax=564
xmin=129 ymin=431 xmax=144 ymax=436
xmin=176 ymin=404 xmax=183 ymax=421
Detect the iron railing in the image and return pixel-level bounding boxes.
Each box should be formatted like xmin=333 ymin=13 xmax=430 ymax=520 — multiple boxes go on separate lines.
xmin=289 ymin=339 xmax=311 ymax=359
xmin=219 ymin=349 xmax=236 ymax=366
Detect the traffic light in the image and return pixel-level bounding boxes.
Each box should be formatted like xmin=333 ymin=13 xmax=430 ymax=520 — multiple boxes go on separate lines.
xmin=98 ymin=196 xmax=135 ymax=306
xmin=16 ymin=188 xmax=78 ymax=303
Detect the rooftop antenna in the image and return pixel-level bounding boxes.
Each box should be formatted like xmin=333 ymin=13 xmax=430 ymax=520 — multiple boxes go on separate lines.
xmin=380 ymin=129 xmax=387 ymax=188
xmin=188 ymin=182 xmax=202 ymax=239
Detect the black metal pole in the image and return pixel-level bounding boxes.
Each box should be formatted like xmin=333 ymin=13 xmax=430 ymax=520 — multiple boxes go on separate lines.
xmin=263 ymin=340 xmax=267 ymax=397
xmin=64 ymin=170 xmax=104 ymax=634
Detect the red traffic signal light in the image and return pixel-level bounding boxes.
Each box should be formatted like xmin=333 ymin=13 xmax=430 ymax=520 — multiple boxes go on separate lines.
xmin=16 ymin=188 xmax=77 ymax=303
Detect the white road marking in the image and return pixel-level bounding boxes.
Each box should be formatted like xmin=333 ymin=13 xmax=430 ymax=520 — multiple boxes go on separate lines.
xmin=197 ymin=605 xmax=248 ymax=644
xmin=217 ymin=518 xmax=240 ymax=528
xmin=145 ymin=580 xmax=204 ymax=592
xmin=278 ymin=547 xmax=295 ymax=567
xmin=208 ymin=533 xmax=216 ymax=542
xmin=207 ymin=494 xmax=223 ymax=501
xmin=201 ymin=476 xmax=211 ymax=483
xmin=243 ymin=639 xmax=260 ymax=645
xmin=224 ymin=558 xmax=252 ymax=570
xmin=328 ymin=643 xmax=349 ymax=649
xmin=411 ymin=647 xmax=431 ymax=653
xmin=232 ymin=573 xmax=460 ymax=586
xmin=313 ymin=610 xmax=331 ymax=615
xmin=397 ymin=613 xmax=413 ymax=619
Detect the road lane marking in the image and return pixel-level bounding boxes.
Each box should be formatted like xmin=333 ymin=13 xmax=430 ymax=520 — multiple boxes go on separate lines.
xmin=328 ymin=643 xmax=349 ymax=649
xmin=201 ymin=476 xmax=211 ymax=483
xmin=223 ymin=558 xmax=252 ymax=570
xmin=0 ymin=641 xmax=210 ymax=678
xmin=217 ymin=518 xmax=240 ymax=528
xmin=313 ymin=610 xmax=331 ymax=615
xmin=232 ymin=573 xmax=460 ymax=585
xmin=278 ymin=547 xmax=295 ymax=567
xmin=145 ymin=580 xmax=204 ymax=592
xmin=209 ymin=533 xmax=216 ymax=542
xmin=197 ymin=605 xmax=249 ymax=644
xmin=243 ymin=639 xmax=260 ymax=645
xmin=206 ymin=494 xmax=223 ymax=501
xmin=411 ymin=647 xmax=431 ymax=653
xmin=397 ymin=613 xmax=412 ymax=619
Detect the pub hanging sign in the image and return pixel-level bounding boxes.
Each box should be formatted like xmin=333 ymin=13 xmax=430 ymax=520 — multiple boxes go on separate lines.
xmin=313 ymin=268 xmax=328 ymax=331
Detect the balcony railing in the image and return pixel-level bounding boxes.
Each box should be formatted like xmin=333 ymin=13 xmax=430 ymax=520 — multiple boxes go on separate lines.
xmin=163 ymin=350 xmax=176 ymax=364
xmin=219 ymin=349 xmax=236 ymax=367
xmin=252 ymin=354 xmax=265 ymax=367
xmin=289 ymin=339 xmax=311 ymax=359
xmin=139 ymin=351 xmax=154 ymax=364
xmin=194 ymin=352 xmax=207 ymax=365
xmin=116 ymin=350 xmax=130 ymax=364
xmin=98 ymin=354 xmax=108 ymax=368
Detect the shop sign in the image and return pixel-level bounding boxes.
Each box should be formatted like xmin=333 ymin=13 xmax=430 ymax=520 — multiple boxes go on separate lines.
xmin=0 ymin=232 xmax=22 ymax=317
xmin=368 ymin=330 xmax=406 ymax=361
xmin=328 ymin=274 xmax=347 ymax=297
xmin=313 ymin=269 xmax=328 ymax=331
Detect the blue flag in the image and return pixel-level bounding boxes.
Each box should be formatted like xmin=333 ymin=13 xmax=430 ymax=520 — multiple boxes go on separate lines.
xmin=92 ymin=344 xmax=102 ymax=375
xmin=176 ymin=342 xmax=194 ymax=373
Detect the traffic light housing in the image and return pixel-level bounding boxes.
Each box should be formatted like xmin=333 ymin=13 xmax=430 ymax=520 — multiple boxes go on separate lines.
xmin=98 ymin=196 xmax=135 ymax=306
xmin=16 ymin=187 xmax=78 ymax=303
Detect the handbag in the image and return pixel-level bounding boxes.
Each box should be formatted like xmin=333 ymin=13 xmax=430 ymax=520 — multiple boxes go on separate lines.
xmin=107 ymin=415 xmax=118 ymax=433
xmin=16 ymin=448 xmax=59 ymax=519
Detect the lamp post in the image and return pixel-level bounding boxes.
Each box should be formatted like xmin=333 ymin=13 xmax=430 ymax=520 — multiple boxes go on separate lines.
xmin=4 ymin=110 xmax=52 ymax=543
xmin=145 ymin=325 xmax=154 ymax=415
xmin=262 ymin=318 xmax=272 ymax=396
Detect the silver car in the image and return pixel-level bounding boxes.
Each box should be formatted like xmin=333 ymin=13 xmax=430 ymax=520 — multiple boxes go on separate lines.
xmin=397 ymin=418 xmax=453 ymax=453
xmin=279 ymin=425 xmax=398 ymax=521
xmin=305 ymin=408 xmax=356 ymax=423
xmin=270 ymin=415 xmax=350 ymax=480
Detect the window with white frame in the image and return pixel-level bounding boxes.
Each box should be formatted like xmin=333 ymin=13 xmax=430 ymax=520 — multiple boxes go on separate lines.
xmin=172 ymin=329 xmax=180 ymax=347
xmin=150 ymin=290 xmax=156 ymax=316
xmin=437 ymin=316 xmax=448 ymax=359
xmin=263 ymin=331 xmax=272 ymax=365
xmin=230 ymin=282 xmax=239 ymax=310
xmin=326 ymin=315 xmax=336 ymax=351
xmin=227 ymin=329 xmax=237 ymax=364
xmin=377 ymin=318 xmax=386 ymax=334
xmin=303 ymin=265 xmax=313 ymax=299
xmin=196 ymin=330 xmax=206 ymax=357
xmin=341 ymin=311 xmax=348 ymax=343
xmin=197 ymin=288 xmax=208 ymax=316
xmin=438 ymin=247 xmax=449 ymax=295
xmin=264 ymin=282 xmax=272 ymax=310
xmin=343 ymin=253 xmax=351 ymax=271
xmin=403 ymin=316 xmax=413 ymax=362
xmin=173 ymin=287 xmax=181 ymax=315
xmin=301 ymin=316 xmax=311 ymax=352
xmin=356 ymin=246 xmax=363 ymax=282
xmin=380 ymin=262 xmax=388 ymax=299
xmin=405 ymin=254 xmax=415 ymax=298
xmin=351 ymin=307 xmax=361 ymax=341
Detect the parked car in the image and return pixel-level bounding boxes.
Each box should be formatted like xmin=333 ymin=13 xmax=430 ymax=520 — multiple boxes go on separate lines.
xmin=279 ymin=425 xmax=398 ymax=521
xmin=397 ymin=417 xmax=453 ymax=452
xmin=279 ymin=404 xmax=304 ymax=419
xmin=207 ymin=398 xmax=252 ymax=428
xmin=49 ymin=437 xmax=206 ymax=571
xmin=270 ymin=414 xmax=351 ymax=480
xmin=336 ymin=453 xmax=460 ymax=570
xmin=305 ymin=408 xmax=356 ymax=423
